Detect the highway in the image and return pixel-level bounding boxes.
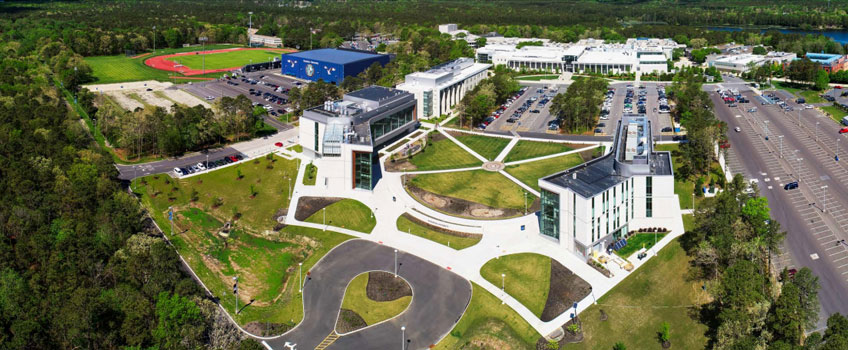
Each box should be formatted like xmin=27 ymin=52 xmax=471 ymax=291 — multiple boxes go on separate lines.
xmin=710 ymin=86 xmax=848 ymax=329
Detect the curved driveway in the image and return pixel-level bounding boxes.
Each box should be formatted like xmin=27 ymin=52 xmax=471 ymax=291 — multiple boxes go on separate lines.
xmin=264 ymin=239 xmax=472 ymax=350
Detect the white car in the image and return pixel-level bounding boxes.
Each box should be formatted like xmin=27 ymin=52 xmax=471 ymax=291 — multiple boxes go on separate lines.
xmin=173 ymin=167 xmax=184 ymax=176
xmin=196 ymin=162 xmax=206 ymax=171
xmin=805 ymin=104 xmax=813 ymax=109
xmin=735 ymin=127 xmax=741 ymax=132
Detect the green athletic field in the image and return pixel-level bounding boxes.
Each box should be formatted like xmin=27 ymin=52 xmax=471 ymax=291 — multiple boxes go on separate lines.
xmin=83 ymin=44 xmax=241 ymax=84
xmin=167 ymin=50 xmax=284 ymax=70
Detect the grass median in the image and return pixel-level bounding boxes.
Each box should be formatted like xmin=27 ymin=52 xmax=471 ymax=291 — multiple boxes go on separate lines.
xmin=396 ymin=214 xmax=481 ymax=250
xmin=505 ymin=152 xmax=585 ymax=192
xmin=409 ymin=170 xmax=533 ymax=210
xmin=408 ymin=133 xmax=482 ymax=170
xmin=340 ymin=273 xmax=412 ymax=326
xmin=504 ymin=140 xmax=575 ymax=163
xmin=451 ymin=132 xmax=511 ymax=160
xmin=305 ymin=198 xmax=375 ymax=233
xmin=480 ymin=253 xmax=551 ymax=318
xmin=435 ymin=283 xmax=540 ymax=350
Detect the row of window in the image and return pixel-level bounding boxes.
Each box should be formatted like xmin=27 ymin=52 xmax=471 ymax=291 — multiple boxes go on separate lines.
xmin=370 ymin=107 xmax=414 ymax=140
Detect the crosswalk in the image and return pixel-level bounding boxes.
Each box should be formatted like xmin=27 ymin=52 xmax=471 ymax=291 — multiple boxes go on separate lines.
xmin=314 ymin=331 xmax=339 ymax=350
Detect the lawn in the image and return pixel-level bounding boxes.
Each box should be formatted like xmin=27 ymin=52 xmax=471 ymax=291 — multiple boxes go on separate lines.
xmin=516 ymin=75 xmax=559 ymax=81
xmin=505 ymin=153 xmax=585 ymax=192
xmin=655 ymin=144 xmax=695 ymax=209
xmin=305 ymin=198 xmax=375 ymax=233
xmin=303 ymin=162 xmax=318 ymax=185
xmin=132 ymin=154 xmax=298 ymax=232
xmin=451 ymin=132 xmax=511 ymax=160
xmin=504 ymin=140 xmax=575 ymax=163
xmin=396 ymin=214 xmax=481 ymax=250
xmin=409 ymin=170 xmax=535 ymax=210
xmin=563 ymin=238 xmax=709 ymax=350
xmin=435 ymin=283 xmax=540 ymax=350
xmin=614 ymin=233 xmax=668 ymax=259
xmin=821 ymin=104 xmax=847 ymax=124
xmin=133 ymin=160 xmax=353 ymax=327
xmin=773 ymin=81 xmax=825 ymax=103
xmin=480 ymin=253 xmax=551 ymax=318
xmin=341 ymin=273 xmax=412 ymax=326
xmin=85 ymin=44 xmax=241 ymax=84
xmin=408 ymin=133 xmax=482 ymax=170
xmin=168 ymin=49 xmax=284 ymax=70
xmin=682 ymin=214 xmax=695 ymax=232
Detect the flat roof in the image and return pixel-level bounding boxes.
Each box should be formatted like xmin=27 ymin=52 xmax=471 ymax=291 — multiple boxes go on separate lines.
xmin=806 ymin=52 xmax=843 ymax=64
xmin=284 ymin=48 xmax=386 ymax=65
xmin=541 ymin=115 xmax=672 ymax=198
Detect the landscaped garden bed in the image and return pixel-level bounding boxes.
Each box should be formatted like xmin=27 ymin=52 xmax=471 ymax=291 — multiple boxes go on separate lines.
xmin=336 ymin=272 xmax=412 ymax=333
xmin=614 ymin=228 xmax=669 ymax=259
xmin=297 ymin=197 xmax=376 ymax=233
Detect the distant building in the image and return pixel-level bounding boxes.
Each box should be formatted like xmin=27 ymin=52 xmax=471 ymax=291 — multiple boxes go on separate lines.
xmin=476 ymin=38 xmax=682 ymax=75
xmin=299 ymin=86 xmax=417 ymax=190
xmin=281 ymin=48 xmax=391 ymax=84
xmin=538 ymin=115 xmax=677 ymax=257
xmin=707 ymin=51 xmax=797 ymax=73
xmin=396 ymin=58 xmax=491 ymax=119
xmin=248 ymin=28 xmax=282 ymax=48
xmin=805 ymin=52 xmax=848 ymax=72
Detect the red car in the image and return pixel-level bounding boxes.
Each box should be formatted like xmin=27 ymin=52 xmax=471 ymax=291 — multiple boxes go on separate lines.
xmin=719 ymin=141 xmax=731 ymax=149
xmin=836 ymin=86 xmax=843 ymax=89
xmin=840 ymin=127 xmax=848 ymax=134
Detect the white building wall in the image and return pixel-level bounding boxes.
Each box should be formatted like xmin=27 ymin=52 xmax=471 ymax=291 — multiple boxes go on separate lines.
xmin=299 ymin=118 xmax=325 ymax=157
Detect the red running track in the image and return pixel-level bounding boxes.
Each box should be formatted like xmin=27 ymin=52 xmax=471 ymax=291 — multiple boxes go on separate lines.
xmin=144 ymin=47 xmax=295 ymax=76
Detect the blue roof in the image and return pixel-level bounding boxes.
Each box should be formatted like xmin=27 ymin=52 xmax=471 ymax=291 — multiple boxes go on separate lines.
xmin=806 ymin=52 xmax=843 ymax=64
xmin=283 ymin=48 xmax=386 ymax=65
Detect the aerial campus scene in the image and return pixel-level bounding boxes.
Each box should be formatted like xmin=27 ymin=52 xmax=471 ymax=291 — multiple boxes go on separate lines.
xmin=5 ymin=1 xmax=848 ymax=350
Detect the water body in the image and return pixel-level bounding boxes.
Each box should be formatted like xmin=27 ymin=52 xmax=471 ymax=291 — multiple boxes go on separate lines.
xmin=708 ymin=26 xmax=848 ymax=45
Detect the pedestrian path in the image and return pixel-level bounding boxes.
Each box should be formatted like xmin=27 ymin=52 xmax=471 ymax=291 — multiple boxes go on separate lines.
xmin=495 ymin=136 xmax=520 ymax=162
xmin=438 ymin=128 xmax=489 ymax=163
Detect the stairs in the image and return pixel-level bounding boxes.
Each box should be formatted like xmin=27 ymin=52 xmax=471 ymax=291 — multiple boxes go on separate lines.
xmin=314 ymin=331 xmax=339 ymax=350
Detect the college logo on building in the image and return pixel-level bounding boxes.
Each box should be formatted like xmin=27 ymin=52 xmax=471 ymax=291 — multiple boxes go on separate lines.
xmin=305 ymin=63 xmax=315 ymax=77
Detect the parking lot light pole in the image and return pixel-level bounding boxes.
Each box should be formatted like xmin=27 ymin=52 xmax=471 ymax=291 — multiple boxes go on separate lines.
xmin=763 ymin=120 xmax=770 ymax=140
xmin=394 ymin=249 xmax=399 ymax=277
xmin=152 ymin=25 xmax=156 ymax=53
xmin=796 ymin=157 xmax=804 ymax=183
xmin=524 ymin=192 xmax=527 ymax=215
xmin=778 ymin=135 xmax=784 ymax=158
xmin=798 ymin=108 xmax=801 ymax=126
xmin=298 ymin=262 xmax=303 ymax=293
xmin=199 ymin=36 xmax=208 ymax=75
xmin=400 ymin=326 xmax=405 ymax=350
xmin=821 ymin=185 xmax=828 ymax=212
xmin=838 ymin=139 xmax=841 ymax=162
xmin=322 ymin=207 xmax=326 ymax=231
xmin=816 ymin=121 xmax=821 ymax=143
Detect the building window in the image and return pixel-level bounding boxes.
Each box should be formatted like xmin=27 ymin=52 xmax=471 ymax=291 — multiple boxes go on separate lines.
xmin=647 ymin=197 xmax=653 ymax=218
xmin=646 ymin=176 xmax=653 ymax=218
xmin=540 ymin=189 xmax=560 ymax=239
xmin=314 ymin=122 xmax=319 ymax=151
xmin=353 ymin=152 xmax=373 ymax=190
xmin=572 ymin=194 xmax=576 ymax=239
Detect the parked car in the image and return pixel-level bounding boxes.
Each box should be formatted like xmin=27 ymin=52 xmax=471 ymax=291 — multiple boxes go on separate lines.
xmin=784 ymin=181 xmax=799 ymax=190
xmin=795 ymin=98 xmax=806 ymax=104
xmin=839 ymin=127 xmax=848 ymax=134
xmin=173 ymin=167 xmax=183 ymax=176
xmin=735 ymin=126 xmax=741 ymax=132
xmin=661 ymin=127 xmax=673 ymax=132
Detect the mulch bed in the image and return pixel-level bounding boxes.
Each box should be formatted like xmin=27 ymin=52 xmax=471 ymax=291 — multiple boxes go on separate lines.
xmin=400 ymin=213 xmax=482 ymax=239
xmin=294 ymin=196 xmax=342 ymax=221
xmin=540 ymin=258 xmax=592 ymax=322
xmin=335 ymin=309 xmax=367 ymax=333
xmin=365 ymin=271 xmax=412 ymax=302
xmin=535 ymin=318 xmax=584 ymax=349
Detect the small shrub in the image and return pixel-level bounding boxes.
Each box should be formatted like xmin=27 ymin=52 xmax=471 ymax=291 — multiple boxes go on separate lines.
xmin=660 ymin=321 xmax=670 ymax=343
xmin=213 ymin=197 xmax=223 ymax=208
xmin=566 ymin=323 xmax=580 ymax=333
xmin=190 ymin=189 xmax=199 ymax=202
xmin=546 ymin=339 xmax=559 ymax=350
xmin=236 ymin=169 xmax=243 ymax=179
xmin=249 ymin=184 xmax=257 ymax=198
xmin=613 ymin=342 xmax=627 ymax=350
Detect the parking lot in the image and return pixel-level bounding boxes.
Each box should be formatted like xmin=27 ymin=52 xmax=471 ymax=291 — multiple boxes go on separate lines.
xmin=484 ymin=82 xmax=566 ymax=134
xmin=181 ymin=68 xmax=305 ymax=119
xmin=601 ymin=82 xmax=675 ymax=137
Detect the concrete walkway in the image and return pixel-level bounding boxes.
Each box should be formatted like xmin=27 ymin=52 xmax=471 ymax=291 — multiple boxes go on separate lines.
xmin=270 ymin=130 xmax=687 ymax=340
xmin=495 ymin=136 xmax=521 ymax=162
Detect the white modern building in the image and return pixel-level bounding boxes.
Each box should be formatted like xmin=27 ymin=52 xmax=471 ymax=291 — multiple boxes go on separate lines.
xmin=538 ymin=115 xmax=677 ymax=257
xmin=248 ymin=28 xmax=283 ymax=47
xmin=706 ymin=51 xmax=796 ymax=73
xmin=299 ymin=86 xmax=417 ymax=190
xmin=477 ymin=38 xmax=682 ymax=75
xmin=396 ymin=58 xmax=491 ymax=119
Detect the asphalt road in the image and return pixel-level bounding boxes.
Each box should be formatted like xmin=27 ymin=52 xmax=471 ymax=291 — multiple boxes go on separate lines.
xmin=710 ymin=89 xmax=848 ymax=329
xmin=115 ymin=146 xmax=247 ymax=180
xmin=263 ymin=239 xmax=472 ymax=350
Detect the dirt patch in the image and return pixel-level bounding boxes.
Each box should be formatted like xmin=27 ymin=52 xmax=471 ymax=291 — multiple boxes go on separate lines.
xmin=243 ymin=321 xmax=294 ymax=337
xmin=460 ymin=319 xmax=528 ymax=350
xmin=384 ymin=157 xmax=418 ymax=172
xmin=294 ymin=196 xmax=343 ymax=221
xmin=405 ymin=176 xmax=540 ymax=219
xmin=335 ymin=309 xmax=367 ymax=333
xmin=365 ymin=271 xmax=412 ymax=302
xmin=578 ymin=146 xmax=603 ymax=162
xmin=400 ymin=213 xmax=482 ymax=240
xmin=540 ymin=259 xmax=592 ymax=322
